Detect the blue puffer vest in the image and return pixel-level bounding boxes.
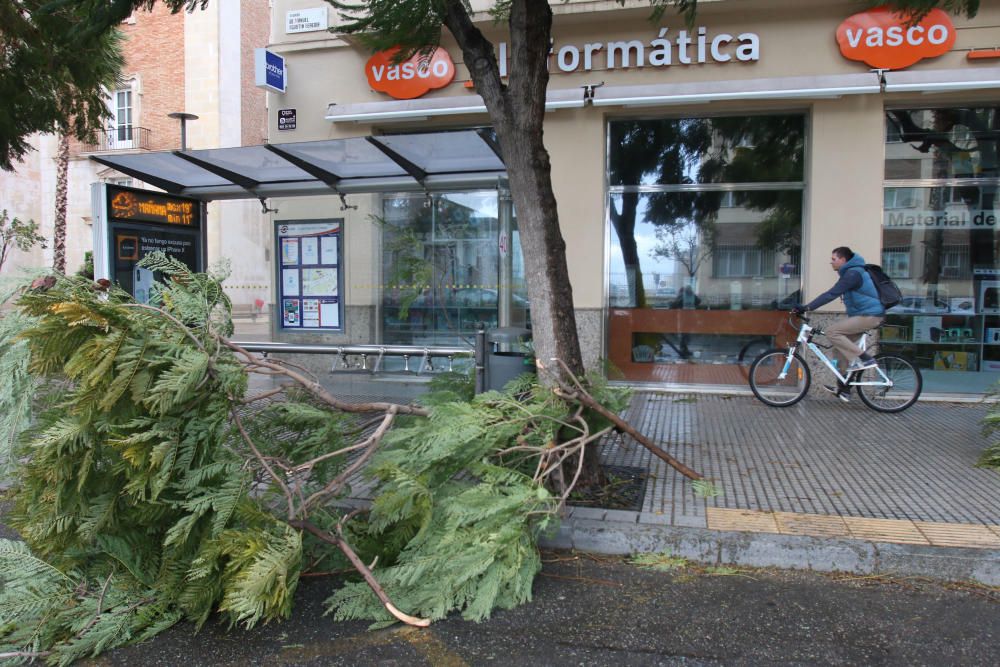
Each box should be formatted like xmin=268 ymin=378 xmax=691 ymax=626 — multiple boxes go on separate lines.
xmin=841 ymin=254 xmax=884 ymax=316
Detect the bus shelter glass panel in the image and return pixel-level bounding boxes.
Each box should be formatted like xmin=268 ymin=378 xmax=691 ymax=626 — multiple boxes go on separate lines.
xmin=606 ymin=114 xmax=805 ymax=386
xmin=380 ymin=191 xmax=528 ymax=351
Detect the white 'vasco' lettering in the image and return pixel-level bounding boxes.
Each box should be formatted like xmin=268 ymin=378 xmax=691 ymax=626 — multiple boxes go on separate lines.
xmin=369 ymin=59 xmax=451 ymax=82
xmin=499 ymin=27 xmax=760 ymax=76
xmin=844 ymin=24 xmax=950 ymax=48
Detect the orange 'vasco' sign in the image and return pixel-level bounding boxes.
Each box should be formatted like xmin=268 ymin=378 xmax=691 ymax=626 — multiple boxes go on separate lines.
xmin=365 ymin=48 xmax=456 ymax=99
xmin=836 ymin=6 xmax=955 ymax=70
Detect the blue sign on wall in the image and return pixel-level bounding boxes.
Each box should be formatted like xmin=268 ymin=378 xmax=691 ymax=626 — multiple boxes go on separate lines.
xmin=254 ymin=48 xmax=287 ymax=94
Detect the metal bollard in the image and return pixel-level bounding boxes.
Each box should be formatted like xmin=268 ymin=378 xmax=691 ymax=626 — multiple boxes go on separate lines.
xmin=474 ymin=327 xmax=486 ymax=394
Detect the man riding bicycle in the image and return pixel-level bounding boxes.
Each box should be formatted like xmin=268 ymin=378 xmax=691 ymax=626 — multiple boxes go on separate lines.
xmin=794 ymin=246 xmax=884 ymax=402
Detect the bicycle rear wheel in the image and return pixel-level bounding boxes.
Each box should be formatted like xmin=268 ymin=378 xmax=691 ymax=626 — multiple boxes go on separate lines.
xmin=749 ymin=349 xmax=811 ymax=407
xmin=854 ymin=354 xmax=922 ymax=413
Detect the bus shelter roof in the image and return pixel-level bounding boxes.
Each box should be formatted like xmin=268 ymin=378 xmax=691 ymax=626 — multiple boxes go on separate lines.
xmin=90 ymin=129 xmax=507 ymax=201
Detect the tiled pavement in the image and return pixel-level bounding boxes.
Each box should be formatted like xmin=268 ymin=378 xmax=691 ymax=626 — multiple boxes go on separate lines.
xmin=602 ymin=391 xmax=1000 ymax=531
xmin=258 ymin=374 xmax=1000 ymax=582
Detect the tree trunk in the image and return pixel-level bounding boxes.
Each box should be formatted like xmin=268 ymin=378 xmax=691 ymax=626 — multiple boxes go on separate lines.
xmin=442 ymin=0 xmax=584 ymax=380
xmin=53 ymin=133 xmax=69 ymax=275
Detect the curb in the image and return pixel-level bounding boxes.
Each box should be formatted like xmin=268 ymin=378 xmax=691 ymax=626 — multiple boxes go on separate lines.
xmin=539 ymin=512 xmax=1000 ymax=586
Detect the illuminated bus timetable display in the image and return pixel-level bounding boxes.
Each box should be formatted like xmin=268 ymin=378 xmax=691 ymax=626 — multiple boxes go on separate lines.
xmin=106 ymin=184 xmax=202 ymax=228
xmin=97 ymin=184 xmax=206 ymax=305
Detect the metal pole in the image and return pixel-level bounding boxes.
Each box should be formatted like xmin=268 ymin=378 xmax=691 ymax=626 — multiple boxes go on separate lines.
xmin=474 ymin=327 xmax=487 ymax=394
xmin=498 ymin=185 xmax=513 ymax=330
xmin=168 ymin=112 xmax=199 ymax=151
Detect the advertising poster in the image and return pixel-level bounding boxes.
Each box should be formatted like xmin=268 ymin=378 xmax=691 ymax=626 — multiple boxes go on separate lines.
xmin=301 ymin=237 xmax=319 ymax=265
xmin=302 ymin=299 xmax=320 ymax=327
xmin=282 ymin=268 xmax=300 ymax=295
xmin=283 ymin=299 xmax=300 ymax=327
xmin=275 ymin=221 xmax=342 ymax=330
xmin=281 ymin=238 xmax=299 ymax=264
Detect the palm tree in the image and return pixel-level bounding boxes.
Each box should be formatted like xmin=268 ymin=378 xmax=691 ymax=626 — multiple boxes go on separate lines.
xmin=52 ymin=133 xmax=70 ymax=274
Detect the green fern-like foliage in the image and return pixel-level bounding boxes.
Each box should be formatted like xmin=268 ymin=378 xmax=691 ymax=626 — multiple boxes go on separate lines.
xmin=0 ymin=279 xmax=40 ymax=478
xmin=1 ymin=254 xmax=638 ymax=659
xmin=978 ymin=385 xmax=1000 ymax=469
xmin=978 ymin=443 xmax=1000 ymax=469
xmin=326 ymin=378 xmax=630 ymax=626
xmin=0 ymin=257 xmax=306 ymax=662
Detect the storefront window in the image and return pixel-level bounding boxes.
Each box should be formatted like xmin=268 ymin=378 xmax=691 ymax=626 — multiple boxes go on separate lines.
xmin=882 ymin=107 xmax=1000 ymax=393
xmin=881 ymin=106 xmax=1000 ymax=392
xmin=380 ymin=191 xmax=527 ymax=350
xmin=606 ymin=114 xmax=805 ymax=385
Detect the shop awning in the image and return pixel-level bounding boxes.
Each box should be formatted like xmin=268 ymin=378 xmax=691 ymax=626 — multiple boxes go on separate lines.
xmin=325 ymin=68 xmax=1000 ymax=122
xmin=89 ymin=129 xmax=507 ymax=201
xmin=326 ymin=87 xmax=585 ymax=123
xmin=326 ymin=73 xmax=884 ymax=123
xmin=882 ymin=66 xmax=1000 ymax=93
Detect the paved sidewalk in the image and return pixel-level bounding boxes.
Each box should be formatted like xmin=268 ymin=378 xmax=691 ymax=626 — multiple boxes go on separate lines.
xmin=544 ymin=389 xmax=1000 ymax=585
xmin=248 ymin=373 xmax=1000 ymax=585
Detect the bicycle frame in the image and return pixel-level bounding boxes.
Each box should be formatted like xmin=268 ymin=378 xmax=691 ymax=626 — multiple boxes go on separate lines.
xmin=779 ymin=318 xmax=893 ymax=389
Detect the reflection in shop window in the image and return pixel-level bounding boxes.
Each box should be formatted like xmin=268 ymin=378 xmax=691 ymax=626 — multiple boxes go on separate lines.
xmin=606 ymin=113 xmax=805 ymax=383
xmin=882 ymin=247 xmax=912 ymax=279
xmin=937 ymin=244 xmax=972 ymax=279
xmin=882 ymin=105 xmax=1000 ymax=393
xmin=884 ymin=187 xmax=919 ymax=209
xmin=713 ymin=244 xmax=777 ymax=279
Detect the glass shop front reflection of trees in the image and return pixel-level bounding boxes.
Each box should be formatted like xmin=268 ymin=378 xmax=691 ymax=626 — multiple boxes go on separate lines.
xmin=608 ymin=114 xmax=804 ymax=312
xmin=607 ymin=115 xmax=804 ymax=371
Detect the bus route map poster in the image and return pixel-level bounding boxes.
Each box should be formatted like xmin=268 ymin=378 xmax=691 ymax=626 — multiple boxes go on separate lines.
xmin=275 ymin=220 xmax=342 ymax=330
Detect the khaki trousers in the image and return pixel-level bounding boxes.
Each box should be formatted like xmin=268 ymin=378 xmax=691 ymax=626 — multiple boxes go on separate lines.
xmin=825 ymin=315 xmax=884 ymax=370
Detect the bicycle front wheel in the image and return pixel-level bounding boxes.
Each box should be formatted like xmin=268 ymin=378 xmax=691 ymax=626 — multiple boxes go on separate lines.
xmin=749 ymin=349 xmax=811 ymax=407
xmin=854 ymin=354 xmax=922 ymax=413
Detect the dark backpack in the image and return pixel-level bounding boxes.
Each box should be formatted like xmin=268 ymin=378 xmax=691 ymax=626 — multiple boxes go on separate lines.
xmin=861 ymin=264 xmax=902 ymax=309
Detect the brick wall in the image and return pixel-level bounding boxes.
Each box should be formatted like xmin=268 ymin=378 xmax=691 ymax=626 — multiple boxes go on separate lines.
xmin=65 ymin=5 xmax=185 ymax=157
xmin=241 ymin=0 xmax=269 ymax=147
xmin=122 ymin=5 xmax=186 ymax=152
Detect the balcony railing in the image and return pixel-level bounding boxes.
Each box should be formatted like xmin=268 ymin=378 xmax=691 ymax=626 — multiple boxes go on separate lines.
xmin=81 ymin=126 xmax=152 ymax=152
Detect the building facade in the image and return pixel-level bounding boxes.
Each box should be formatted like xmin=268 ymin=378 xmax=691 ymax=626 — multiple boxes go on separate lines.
xmin=1 ymin=1 xmax=271 ymax=313
xmin=64 ymin=0 xmax=1000 ymax=396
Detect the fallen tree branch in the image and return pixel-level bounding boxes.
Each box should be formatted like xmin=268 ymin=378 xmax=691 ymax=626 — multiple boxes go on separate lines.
xmin=224 ymin=340 xmax=429 ymax=416
xmin=547 ymin=359 xmax=703 ymax=481
xmin=300 ymin=407 xmax=398 ymax=514
xmin=289 ymin=519 xmax=430 ymax=627
xmin=229 ymin=400 xmax=296 ymax=519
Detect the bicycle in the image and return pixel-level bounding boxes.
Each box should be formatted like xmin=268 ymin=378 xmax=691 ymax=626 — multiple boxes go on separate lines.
xmin=748 ymin=312 xmax=922 ymax=412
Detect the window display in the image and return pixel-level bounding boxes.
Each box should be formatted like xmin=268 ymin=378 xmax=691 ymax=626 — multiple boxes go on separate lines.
xmin=881 ymin=106 xmax=1000 ymax=392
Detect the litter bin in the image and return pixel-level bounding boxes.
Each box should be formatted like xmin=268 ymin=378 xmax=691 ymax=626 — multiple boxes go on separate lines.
xmin=486 ymin=326 xmax=535 ymax=392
